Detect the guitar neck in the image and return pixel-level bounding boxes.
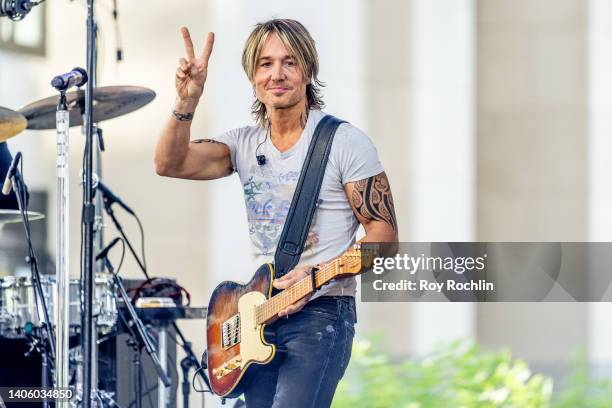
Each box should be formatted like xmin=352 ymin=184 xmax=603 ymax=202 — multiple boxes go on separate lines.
xmin=254 ymin=256 xmax=356 ymax=325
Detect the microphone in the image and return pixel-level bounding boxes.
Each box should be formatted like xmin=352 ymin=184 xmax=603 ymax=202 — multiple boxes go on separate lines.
xmin=0 ymin=0 xmax=39 ymax=21
xmin=97 ymin=180 xmax=135 ymax=215
xmin=256 ymin=155 xmax=267 ymax=166
xmin=2 ymin=151 xmax=21 ymax=195
xmin=95 ymin=237 xmax=121 ymax=261
xmin=51 ymin=67 xmax=88 ymax=91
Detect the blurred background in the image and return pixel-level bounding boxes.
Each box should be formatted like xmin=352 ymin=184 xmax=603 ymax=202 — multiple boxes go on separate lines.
xmin=1 ymin=0 xmax=611 ymax=407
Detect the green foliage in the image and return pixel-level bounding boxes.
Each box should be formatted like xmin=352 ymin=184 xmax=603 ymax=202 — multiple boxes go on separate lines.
xmin=332 ymin=339 xmax=553 ymax=408
xmin=552 ymin=349 xmax=612 ymax=408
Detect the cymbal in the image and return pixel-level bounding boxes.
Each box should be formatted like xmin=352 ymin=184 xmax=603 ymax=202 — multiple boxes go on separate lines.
xmin=18 ymin=86 xmax=156 ymax=130
xmin=0 ymin=107 xmax=27 ymax=142
xmin=0 ymin=210 xmax=45 ymax=225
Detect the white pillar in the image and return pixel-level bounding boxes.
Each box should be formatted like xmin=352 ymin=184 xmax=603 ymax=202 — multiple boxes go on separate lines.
xmin=588 ymin=0 xmax=612 ymax=377
xmin=476 ymin=0 xmax=589 ymax=377
xmin=408 ymin=0 xmax=476 ymax=356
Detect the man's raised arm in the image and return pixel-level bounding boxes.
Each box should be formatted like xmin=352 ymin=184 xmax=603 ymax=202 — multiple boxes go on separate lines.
xmin=155 ymin=27 xmax=233 ymax=180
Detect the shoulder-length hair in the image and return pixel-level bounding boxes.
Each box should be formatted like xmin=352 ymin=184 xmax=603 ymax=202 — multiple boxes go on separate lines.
xmin=242 ymin=19 xmax=325 ymax=128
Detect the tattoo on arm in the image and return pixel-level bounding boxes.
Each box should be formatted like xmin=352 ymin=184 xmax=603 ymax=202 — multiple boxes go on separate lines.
xmin=191 ymin=138 xmax=219 ymax=144
xmin=351 ymin=173 xmax=398 ymax=232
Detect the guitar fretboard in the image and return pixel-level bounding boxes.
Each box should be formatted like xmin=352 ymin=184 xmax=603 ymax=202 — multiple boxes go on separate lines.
xmin=254 ymin=256 xmax=357 ymax=325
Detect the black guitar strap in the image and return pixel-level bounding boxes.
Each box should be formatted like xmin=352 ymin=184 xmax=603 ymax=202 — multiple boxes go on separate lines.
xmin=273 ymin=114 xmax=345 ymax=279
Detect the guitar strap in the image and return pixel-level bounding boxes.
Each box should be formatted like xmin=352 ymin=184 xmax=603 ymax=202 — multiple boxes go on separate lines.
xmin=273 ymin=114 xmax=345 ymax=279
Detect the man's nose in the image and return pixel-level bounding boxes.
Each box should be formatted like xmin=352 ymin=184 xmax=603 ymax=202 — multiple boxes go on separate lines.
xmin=270 ymin=62 xmax=285 ymax=81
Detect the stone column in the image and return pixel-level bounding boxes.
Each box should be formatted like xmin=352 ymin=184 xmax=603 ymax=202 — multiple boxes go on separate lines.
xmin=476 ymin=0 xmax=588 ymax=381
xmin=365 ymin=0 xmax=476 ymax=357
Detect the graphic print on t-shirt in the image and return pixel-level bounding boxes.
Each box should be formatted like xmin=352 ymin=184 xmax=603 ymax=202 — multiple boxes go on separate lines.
xmin=243 ymin=163 xmax=319 ymax=256
xmin=213 ymin=110 xmax=384 ymax=298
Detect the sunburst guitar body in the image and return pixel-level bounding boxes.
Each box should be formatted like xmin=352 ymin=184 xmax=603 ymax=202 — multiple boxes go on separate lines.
xmin=205 ymin=244 xmax=366 ymax=397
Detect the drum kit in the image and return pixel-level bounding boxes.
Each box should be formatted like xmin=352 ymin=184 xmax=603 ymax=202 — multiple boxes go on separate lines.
xmin=0 ymin=275 xmax=117 ymax=336
xmin=1 ymin=1 xmax=213 ymax=407
xmin=0 ymin=85 xmax=205 ymax=407
xmin=0 ymin=83 xmax=155 ymax=336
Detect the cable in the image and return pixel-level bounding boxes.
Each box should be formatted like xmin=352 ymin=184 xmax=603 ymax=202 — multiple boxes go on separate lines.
xmin=133 ymin=213 xmax=147 ymax=273
xmin=80 ymin=127 xmax=88 ymax=316
xmin=114 ymin=238 xmax=126 ymax=276
xmin=254 ymin=125 xmax=270 ymax=163
xmin=164 ymin=329 xmax=210 ymax=394
xmin=162 ymin=324 xmax=210 ymax=394
xmin=192 ymin=366 xmax=210 ymax=393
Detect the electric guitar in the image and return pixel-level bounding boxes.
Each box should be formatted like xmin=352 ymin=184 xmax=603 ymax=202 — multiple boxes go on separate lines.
xmin=205 ymin=244 xmax=365 ymax=397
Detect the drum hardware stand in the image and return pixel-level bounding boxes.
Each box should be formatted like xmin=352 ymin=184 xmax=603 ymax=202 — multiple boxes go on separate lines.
xmin=96 ymin=390 xmax=121 ymax=408
xmin=10 ymin=159 xmax=57 ymax=408
xmin=128 ymin=336 xmax=144 ymax=408
xmin=100 ymin=186 xmax=213 ymax=396
xmin=71 ymin=339 xmax=121 ymax=408
xmin=90 ymin=313 xmax=100 ymax=407
xmin=23 ymin=327 xmax=54 ymax=408
xmin=98 ymin=252 xmax=171 ymax=408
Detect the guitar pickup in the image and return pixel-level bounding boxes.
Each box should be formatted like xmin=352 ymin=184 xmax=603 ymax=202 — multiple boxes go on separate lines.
xmin=221 ymin=313 xmax=241 ymax=349
xmin=212 ymin=355 xmax=243 ymax=379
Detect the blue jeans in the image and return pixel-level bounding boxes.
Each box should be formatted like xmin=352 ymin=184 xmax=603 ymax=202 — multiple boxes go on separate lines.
xmin=243 ymin=296 xmax=357 ymax=408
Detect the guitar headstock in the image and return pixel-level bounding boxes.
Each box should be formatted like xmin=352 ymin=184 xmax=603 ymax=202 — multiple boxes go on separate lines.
xmin=340 ymin=244 xmax=362 ymax=274
xmin=335 ymin=244 xmax=379 ymax=276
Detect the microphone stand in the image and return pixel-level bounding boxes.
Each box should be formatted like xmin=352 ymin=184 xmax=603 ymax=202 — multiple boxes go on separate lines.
xmin=179 ymin=344 xmax=201 ymax=408
xmin=99 ymin=252 xmax=171 ymax=408
xmin=11 ymin=167 xmax=56 ymax=408
xmin=99 ymin=192 xmax=213 ymax=396
xmin=82 ymin=1 xmax=98 ymax=407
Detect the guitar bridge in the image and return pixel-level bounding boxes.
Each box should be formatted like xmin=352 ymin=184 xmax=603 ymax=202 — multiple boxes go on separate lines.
xmin=212 ymin=355 xmax=242 ymax=379
xmin=221 ymin=313 xmax=241 ymax=349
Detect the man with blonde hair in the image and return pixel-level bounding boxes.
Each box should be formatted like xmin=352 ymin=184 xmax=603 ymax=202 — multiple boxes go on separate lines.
xmin=156 ymin=18 xmax=398 ymax=407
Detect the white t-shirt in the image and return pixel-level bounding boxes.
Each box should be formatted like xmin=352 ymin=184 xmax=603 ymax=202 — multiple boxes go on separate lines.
xmin=213 ymin=109 xmax=384 ymax=298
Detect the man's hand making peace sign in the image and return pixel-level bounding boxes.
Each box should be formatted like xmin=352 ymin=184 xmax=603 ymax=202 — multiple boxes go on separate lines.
xmin=176 ymin=27 xmax=215 ymax=104
xmin=155 ymin=27 xmax=232 ymax=181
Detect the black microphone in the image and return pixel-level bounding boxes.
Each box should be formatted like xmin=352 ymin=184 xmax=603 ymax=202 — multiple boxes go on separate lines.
xmin=256 ymin=155 xmax=267 ymax=166
xmin=96 ymin=237 xmax=121 ymax=261
xmin=97 ymin=180 xmax=135 ymax=215
xmin=0 ymin=0 xmax=39 ymax=21
xmin=2 ymin=151 xmax=21 ymax=195
xmin=51 ymin=67 xmax=88 ymax=91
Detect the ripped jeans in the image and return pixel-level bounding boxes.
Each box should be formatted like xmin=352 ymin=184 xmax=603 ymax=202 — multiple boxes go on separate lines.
xmin=243 ymin=296 xmax=356 ymax=408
